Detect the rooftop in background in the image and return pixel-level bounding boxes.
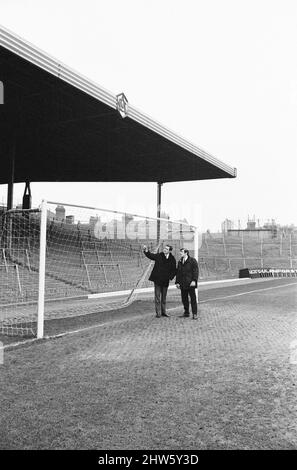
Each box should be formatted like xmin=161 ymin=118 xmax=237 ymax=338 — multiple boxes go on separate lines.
xmin=0 ymin=24 xmax=236 ymax=185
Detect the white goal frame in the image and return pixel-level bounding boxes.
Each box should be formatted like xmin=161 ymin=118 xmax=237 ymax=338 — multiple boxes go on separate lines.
xmin=25 ymin=199 xmax=199 ymax=339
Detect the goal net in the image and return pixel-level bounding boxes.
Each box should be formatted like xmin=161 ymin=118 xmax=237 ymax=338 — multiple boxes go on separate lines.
xmin=0 ymin=208 xmax=41 ymax=336
xmin=0 ymin=201 xmax=198 ymax=338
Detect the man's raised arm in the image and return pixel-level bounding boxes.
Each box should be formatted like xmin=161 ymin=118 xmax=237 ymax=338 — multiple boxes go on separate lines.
xmin=143 ymin=245 xmax=158 ymax=261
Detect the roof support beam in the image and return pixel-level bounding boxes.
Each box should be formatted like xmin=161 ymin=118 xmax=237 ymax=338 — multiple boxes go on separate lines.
xmin=22 ymin=181 xmax=32 ymax=209
xmin=157 ymin=182 xmax=163 ymax=243
xmin=7 ymin=137 xmax=16 ymax=210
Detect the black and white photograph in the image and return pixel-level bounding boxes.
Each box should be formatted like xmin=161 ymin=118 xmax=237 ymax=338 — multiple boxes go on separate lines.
xmin=0 ymin=0 xmax=297 ymax=460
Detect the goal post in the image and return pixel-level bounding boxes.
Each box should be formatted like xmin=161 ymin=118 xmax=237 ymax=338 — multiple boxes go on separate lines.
xmin=0 ymin=200 xmax=199 ymax=338
xmin=37 ymin=199 xmax=47 ymax=339
xmin=194 ymin=227 xmax=199 ymax=304
xmin=0 ymin=207 xmax=41 ymax=337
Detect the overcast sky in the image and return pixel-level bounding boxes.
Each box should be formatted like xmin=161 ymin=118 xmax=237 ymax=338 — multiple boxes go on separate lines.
xmin=1 ymin=0 xmax=297 ymax=231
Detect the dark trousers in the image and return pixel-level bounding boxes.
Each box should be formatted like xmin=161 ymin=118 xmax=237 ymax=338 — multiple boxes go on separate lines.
xmin=154 ymin=283 xmax=168 ymax=316
xmin=181 ymin=287 xmax=197 ymax=315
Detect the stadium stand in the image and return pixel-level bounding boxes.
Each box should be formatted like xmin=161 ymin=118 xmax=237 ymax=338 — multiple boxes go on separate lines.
xmin=1 ymin=209 xmax=296 ymax=306
xmin=1 ymin=204 xmax=296 ymax=337
xmin=198 ymin=232 xmax=297 ymax=279
xmin=0 ymin=209 xmax=188 ymax=305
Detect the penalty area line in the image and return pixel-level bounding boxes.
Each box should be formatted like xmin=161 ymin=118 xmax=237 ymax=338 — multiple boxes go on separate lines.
xmin=1 ymin=337 xmax=41 ymax=351
xmin=1 ymin=311 xmax=153 ymax=351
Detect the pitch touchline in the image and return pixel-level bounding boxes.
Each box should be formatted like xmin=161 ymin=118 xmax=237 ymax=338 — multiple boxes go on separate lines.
xmin=199 ymin=281 xmax=297 ymax=303
xmin=168 ymin=281 xmax=297 ymax=310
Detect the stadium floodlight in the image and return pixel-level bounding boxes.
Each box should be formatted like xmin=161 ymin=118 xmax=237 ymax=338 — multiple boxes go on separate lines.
xmin=116 ymin=92 xmax=129 ymax=118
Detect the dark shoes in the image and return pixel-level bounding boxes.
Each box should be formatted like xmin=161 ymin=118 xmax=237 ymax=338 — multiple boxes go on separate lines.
xmin=161 ymin=312 xmax=170 ymax=317
xmin=179 ymin=313 xmax=198 ymax=319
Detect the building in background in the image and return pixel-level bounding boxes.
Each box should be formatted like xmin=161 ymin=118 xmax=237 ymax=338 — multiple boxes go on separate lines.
xmin=221 ymin=218 xmax=234 ymax=233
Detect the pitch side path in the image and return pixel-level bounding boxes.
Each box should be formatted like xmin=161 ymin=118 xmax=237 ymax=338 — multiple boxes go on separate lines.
xmin=0 ymin=277 xmax=297 ymax=450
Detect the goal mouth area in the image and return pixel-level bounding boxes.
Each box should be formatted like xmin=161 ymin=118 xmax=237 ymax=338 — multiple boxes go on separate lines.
xmin=1 ymin=201 xmax=198 ymax=338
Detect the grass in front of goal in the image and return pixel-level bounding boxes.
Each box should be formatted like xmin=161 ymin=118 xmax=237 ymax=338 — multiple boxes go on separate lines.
xmin=0 ymin=280 xmax=297 ymax=450
xmin=0 ymin=296 xmax=181 ymax=345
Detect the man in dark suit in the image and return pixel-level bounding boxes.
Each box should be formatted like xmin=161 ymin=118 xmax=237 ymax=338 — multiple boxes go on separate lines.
xmin=176 ymin=248 xmax=199 ymax=320
xmin=143 ymin=244 xmax=176 ymax=318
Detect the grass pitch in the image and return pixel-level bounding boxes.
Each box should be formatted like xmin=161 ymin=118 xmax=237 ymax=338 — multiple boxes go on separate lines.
xmin=0 ymin=279 xmax=297 ymax=449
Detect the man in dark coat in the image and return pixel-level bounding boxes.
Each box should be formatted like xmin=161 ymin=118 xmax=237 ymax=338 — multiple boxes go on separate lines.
xmin=143 ymin=244 xmax=176 ymax=317
xmin=176 ymin=248 xmax=199 ymax=319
